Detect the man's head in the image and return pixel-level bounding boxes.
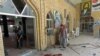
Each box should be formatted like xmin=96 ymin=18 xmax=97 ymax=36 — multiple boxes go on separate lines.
xmin=60 ymin=24 xmax=65 ymax=29
xmin=19 ymin=21 xmax=22 ymax=25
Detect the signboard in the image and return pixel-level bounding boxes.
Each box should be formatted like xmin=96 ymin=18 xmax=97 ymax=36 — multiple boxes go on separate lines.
xmin=92 ymin=0 xmax=100 ymax=11
xmin=81 ymin=1 xmax=91 ymax=17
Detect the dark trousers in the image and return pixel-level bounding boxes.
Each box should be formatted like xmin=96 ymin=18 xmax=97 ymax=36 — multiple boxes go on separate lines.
xmin=16 ymin=38 xmax=23 ymax=48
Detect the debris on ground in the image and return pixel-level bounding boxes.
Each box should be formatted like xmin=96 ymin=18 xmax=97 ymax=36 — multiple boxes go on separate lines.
xmin=93 ymin=53 xmax=96 ymax=56
xmin=81 ymin=46 xmax=86 ymax=48
xmin=67 ymin=43 xmax=70 ymax=46
xmin=44 ymin=54 xmax=62 ymax=56
xmin=44 ymin=54 xmax=52 ymax=56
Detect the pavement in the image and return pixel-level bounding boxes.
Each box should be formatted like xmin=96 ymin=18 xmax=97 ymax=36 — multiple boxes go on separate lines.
xmin=7 ymin=35 xmax=100 ymax=56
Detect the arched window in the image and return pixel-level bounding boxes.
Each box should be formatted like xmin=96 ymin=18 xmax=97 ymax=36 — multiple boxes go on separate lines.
xmin=46 ymin=12 xmax=54 ymax=36
xmin=46 ymin=10 xmax=62 ymax=36
xmin=54 ymin=11 xmax=61 ymax=28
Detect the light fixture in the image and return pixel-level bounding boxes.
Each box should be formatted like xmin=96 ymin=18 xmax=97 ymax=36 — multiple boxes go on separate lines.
xmin=0 ymin=18 xmax=3 ymax=21
xmin=7 ymin=18 xmax=9 ymax=20
xmin=9 ymin=25 xmax=13 ymax=28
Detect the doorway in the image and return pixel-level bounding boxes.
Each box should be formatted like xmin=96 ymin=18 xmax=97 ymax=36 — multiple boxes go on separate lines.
xmin=0 ymin=15 xmax=35 ymax=56
xmin=80 ymin=17 xmax=94 ymax=35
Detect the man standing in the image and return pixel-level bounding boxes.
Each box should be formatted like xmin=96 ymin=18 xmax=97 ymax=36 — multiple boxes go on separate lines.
xmin=59 ymin=24 xmax=67 ymax=48
xmin=16 ymin=22 xmax=23 ymax=48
